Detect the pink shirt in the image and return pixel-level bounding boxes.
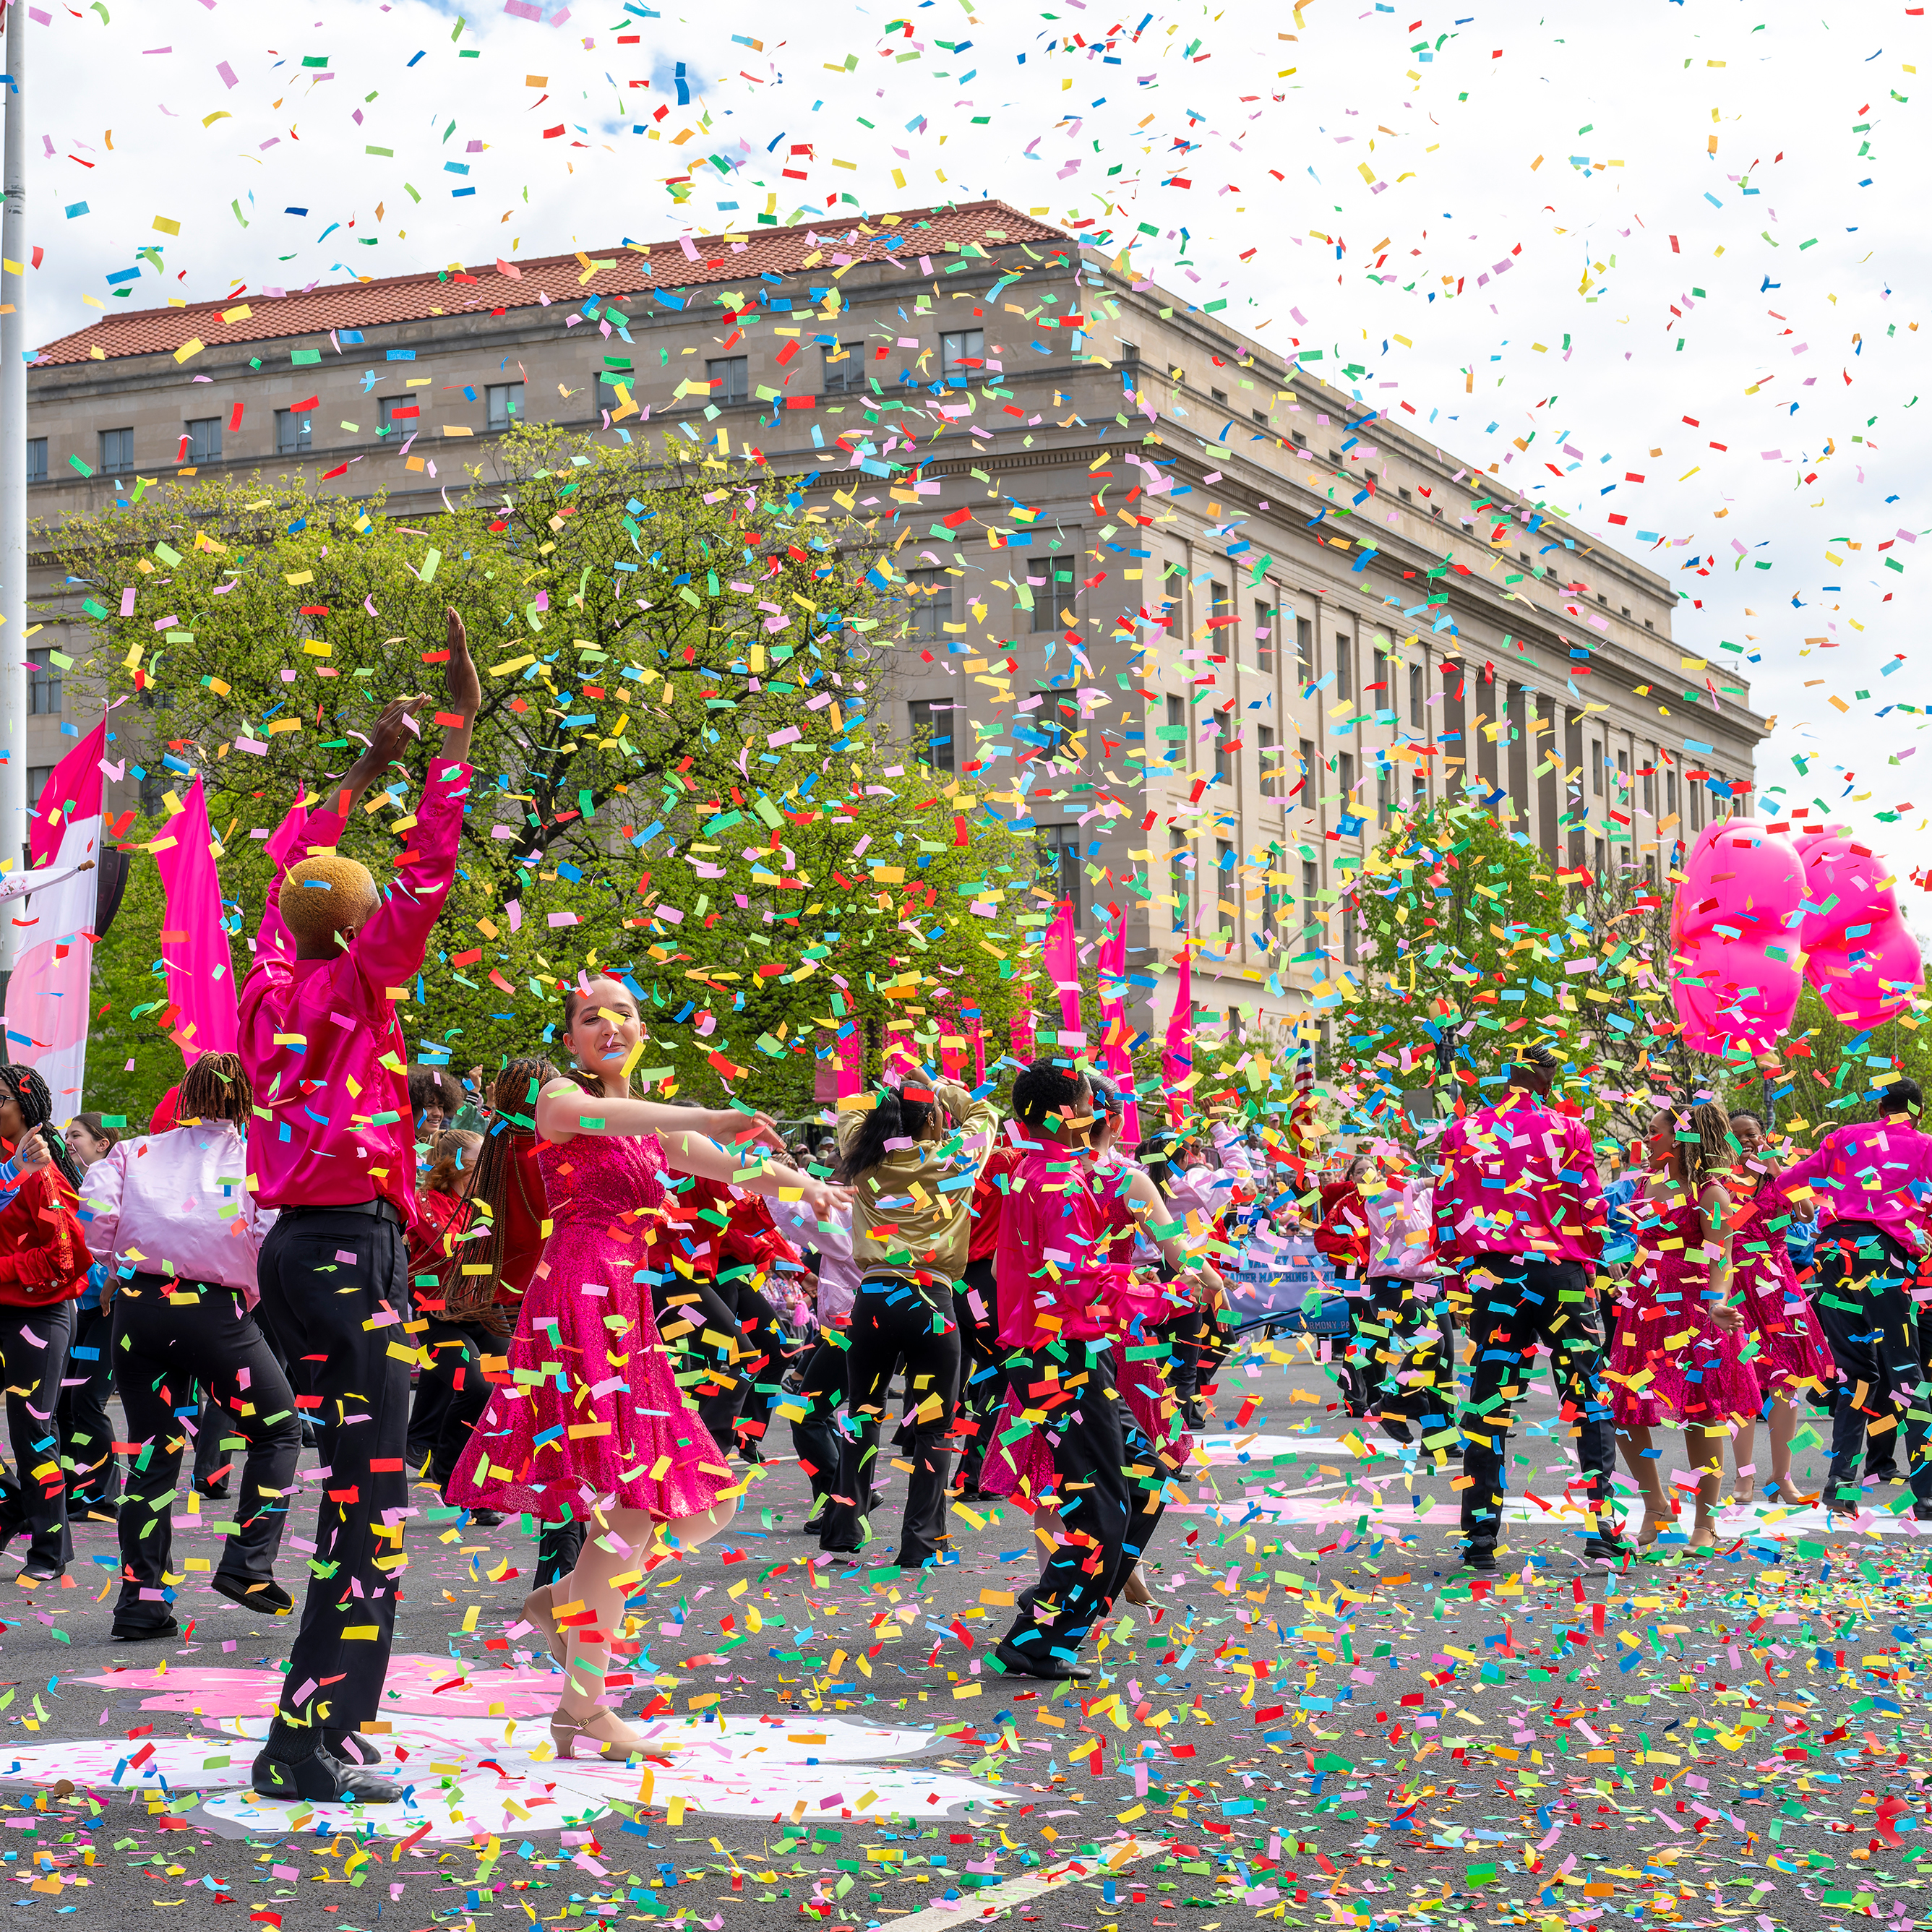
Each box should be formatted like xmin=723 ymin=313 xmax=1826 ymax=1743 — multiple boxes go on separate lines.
xmin=241 ymin=759 xmax=472 ymax=1218
xmin=1775 ymin=1118 xmax=1932 ymax=1253
xmin=1433 ymin=1096 xmax=1605 ymax=1265
xmin=80 ymin=1122 xmax=275 ymax=1300
xmin=995 ymin=1124 xmax=1114 ymax=1349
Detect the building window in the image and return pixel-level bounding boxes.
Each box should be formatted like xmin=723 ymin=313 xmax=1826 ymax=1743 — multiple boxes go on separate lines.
xmin=26 ymin=765 xmax=52 ymax=810
xmin=1165 ymin=692 xmax=1187 ymax=768
xmin=593 ymin=372 xmax=630 ymax=416
xmin=706 ymin=356 xmax=748 ymax=405
xmin=1377 ymin=762 xmax=1391 ymax=821
xmin=378 ymin=396 xmax=418 ymax=434
xmin=1590 ymin=742 xmax=1604 ymax=795
xmin=1339 ymin=750 xmax=1356 ymax=809
xmin=1212 ymin=713 xmax=1231 ymax=786
xmin=1409 ymin=661 xmax=1425 ymax=728
xmin=487 ymin=382 xmax=524 ymax=431
xmin=1689 ymin=779 xmax=1704 ymax=832
xmin=940 ymin=329 xmax=984 ymax=385
xmin=1594 ymin=836 xmax=1607 ymax=873
xmin=1162 ymin=561 xmax=1186 ymax=634
xmin=822 ymin=341 xmax=865 ymax=394
xmin=1040 ymin=823 xmax=1082 ymax=925
xmin=1032 ymin=690 xmax=1080 ymax=766
xmin=184 ymin=416 xmax=221 ymax=464
xmin=1169 ymin=830 xmax=1190 ymax=934
xmin=1030 ymin=554 xmax=1075 ymax=634
xmin=25 ymin=439 xmax=45 ymax=484
xmin=1342 ymin=898 xmax=1360 ymax=967
xmin=1666 ymin=768 xmax=1678 ymax=819
xmin=274 ymin=409 xmax=311 ymax=456
xmin=26 ymin=648 xmax=60 ymax=718
xmin=99 ymin=426 xmax=133 ymax=471
xmin=1254 ymin=598 xmax=1274 ymax=671
xmin=1641 ymin=760 xmax=1654 ymax=815
xmin=1295 ymin=615 xmax=1314 ymax=683
xmin=1372 ymin=643 xmax=1389 ymax=709
xmin=1302 ymin=860 xmax=1320 ymax=943
xmin=1208 ymin=580 xmax=1230 ymax=659
xmin=1216 ymin=838 xmax=1235 ymax=940
xmin=1413 ymin=768 xmax=1429 ymax=810
xmin=1261 ymin=860 xmax=1280 ymax=946
xmin=1297 ymin=737 xmax=1315 ymax=806
xmin=1258 ymin=724 xmax=1276 ymax=798
xmin=906 ymin=570 xmax=953 ymax=643
xmin=1211 ymin=387 xmax=1228 ymax=405
xmin=1334 ymin=632 xmax=1354 ymax=701
xmin=908 ymin=697 xmax=956 ymax=776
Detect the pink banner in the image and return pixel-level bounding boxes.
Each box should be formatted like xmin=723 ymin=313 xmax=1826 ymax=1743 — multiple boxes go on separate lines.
xmin=1163 ymin=946 xmax=1194 ymax=1130
xmin=968 ymin=1013 xmax=986 ymax=1088
xmin=836 ymin=1023 xmax=863 ymax=1098
xmin=1097 ymin=903 xmax=1141 ymax=1146
xmin=1043 ymin=899 xmax=1082 ymax=1042
xmin=155 ymin=776 xmax=238 ymax=1066
xmin=29 ymin=722 xmax=103 ymax=867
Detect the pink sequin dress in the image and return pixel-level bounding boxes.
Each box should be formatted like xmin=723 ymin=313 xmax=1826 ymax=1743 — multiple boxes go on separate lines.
xmin=1607 ymin=1194 xmax=1763 ymax=1432
xmin=1732 ymin=1177 xmax=1838 ymax=1401
xmin=445 ymin=1133 xmax=735 ymax=1523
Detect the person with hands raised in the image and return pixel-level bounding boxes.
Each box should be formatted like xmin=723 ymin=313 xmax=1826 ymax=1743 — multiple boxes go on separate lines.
xmin=446 ymin=976 xmax=846 ymax=1765
xmin=241 ymin=609 xmax=479 ymax=1807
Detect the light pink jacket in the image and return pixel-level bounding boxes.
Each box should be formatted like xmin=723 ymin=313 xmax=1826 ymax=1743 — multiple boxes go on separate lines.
xmin=80 ymin=1122 xmax=276 ymax=1301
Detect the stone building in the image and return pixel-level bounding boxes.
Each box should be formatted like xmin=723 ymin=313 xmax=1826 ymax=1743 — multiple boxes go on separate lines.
xmin=21 ymin=199 xmax=1764 ymax=1038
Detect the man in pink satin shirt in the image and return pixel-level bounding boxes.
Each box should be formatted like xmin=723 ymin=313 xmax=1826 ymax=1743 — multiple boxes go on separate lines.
xmin=1433 ymin=1045 xmax=1624 ymax=1575
xmin=240 ymin=611 xmax=478 ymax=1806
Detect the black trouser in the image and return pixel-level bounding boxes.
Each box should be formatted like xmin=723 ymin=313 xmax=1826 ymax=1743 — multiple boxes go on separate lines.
xmin=1456 ymin=1253 xmax=1618 ymax=1554
xmin=58 ymin=1303 xmax=119 ymax=1510
xmin=194 ymin=1386 xmax=239 ymax=1489
xmin=955 ymin=1257 xmax=1002 ymax=1490
xmin=1813 ymin=1222 xmax=1932 ymax=1508
xmin=110 ymin=1275 xmax=302 ymax=1633
xmin=729 ymin=1278 xmax=788 ymax=1452
xmin=255 ymin=1205 xmax=411 ymax=1735
xmin=995 ymin=1339 xmax=1150 ymax=1667
xmin=408 ymin=1316 xmax=486 ymax=1491
xmin=789 ymin=1334 xmax=846 ymax=1506
xmin=1349 ymin=1275 xmax=1430 ymax=1421
xmin=820 ymin=1276 xmax=961 ymax=1566
xmin=536 ymin=1519 xmax=584 ymax=1588
xmin=651 ymin=1272 xmax=746 ymax=1454
xmin=0 ymin=1301 xmax=74 ymax=1574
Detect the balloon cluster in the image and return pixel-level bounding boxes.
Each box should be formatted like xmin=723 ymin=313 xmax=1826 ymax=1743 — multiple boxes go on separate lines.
xmin=1671 ymin=820 xmax=1923 ymax=1052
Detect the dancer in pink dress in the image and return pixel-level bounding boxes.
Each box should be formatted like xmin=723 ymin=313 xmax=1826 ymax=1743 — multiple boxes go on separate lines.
xmin=1729 ymin=1109 xmax=1839 ymax=1503
xmin=446 ymin=976 xmax=845 ymax=1761
xmin=1607 ymin=1101 xmax=1756 ymax=1555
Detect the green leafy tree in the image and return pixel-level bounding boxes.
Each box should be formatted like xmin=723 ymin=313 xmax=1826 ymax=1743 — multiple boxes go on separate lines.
xmin=40 ymin=425 xmax=1043 ymax=1110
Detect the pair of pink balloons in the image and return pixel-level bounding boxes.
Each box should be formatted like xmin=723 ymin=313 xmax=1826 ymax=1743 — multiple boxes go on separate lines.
xmin=1670 ymin=818 xmax=1921 ymax=1052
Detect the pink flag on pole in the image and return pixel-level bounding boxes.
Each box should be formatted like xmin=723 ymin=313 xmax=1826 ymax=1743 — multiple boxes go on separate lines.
xmin=1097 ymin=902 xmax=1141 ymax=1145
xmin=1163 ymin=945 xmax=1195 ymax=1129
xmin=4 ymin=721 xmax=108 ymax=1113
xmin=154 ymin=775 xmax=238 ymax=1065
xmin=1010 ymin=1010 xmax=1036 ymax=1066
xmin=1042 ymin=899 xmax=1083 ymax=1042
xmin=969 ymin=1013 xmax=986 ymax=1088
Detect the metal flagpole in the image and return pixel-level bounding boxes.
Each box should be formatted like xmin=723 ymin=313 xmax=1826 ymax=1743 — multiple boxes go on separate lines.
xmin=0 ymin=0 xmax=25 ymax=997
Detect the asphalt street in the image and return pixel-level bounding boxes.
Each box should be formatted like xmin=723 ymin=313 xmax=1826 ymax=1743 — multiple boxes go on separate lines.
xmin=0 ymin=1326 xmax=1927 ymax=1932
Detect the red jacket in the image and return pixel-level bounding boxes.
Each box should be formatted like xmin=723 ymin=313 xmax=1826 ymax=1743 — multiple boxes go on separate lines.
xmin=0 ymin=1168 xmax=90 ymax=1307
xmin=497 ymin=1133 xmax=549 ymax=1302
xmin=968 ymin=1143 xmax=1022 ymax=1265
xmin=1314 ymin=1182 xmax=1370 ymax=1273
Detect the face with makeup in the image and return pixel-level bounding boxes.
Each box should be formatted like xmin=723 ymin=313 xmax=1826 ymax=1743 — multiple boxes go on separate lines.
xmin=564 ymin=978 xmax=643 ymax=1085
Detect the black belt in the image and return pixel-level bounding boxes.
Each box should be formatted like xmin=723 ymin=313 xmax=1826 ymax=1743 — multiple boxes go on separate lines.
xmin=278 ymin=1198 xmax=403 ymax=1229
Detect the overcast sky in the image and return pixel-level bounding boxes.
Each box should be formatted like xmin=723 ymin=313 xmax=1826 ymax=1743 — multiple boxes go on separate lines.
xmin=16 ymin=0 xmax=1930 ymax=881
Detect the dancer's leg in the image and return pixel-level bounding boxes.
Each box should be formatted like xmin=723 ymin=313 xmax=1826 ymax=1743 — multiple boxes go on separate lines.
xmin=1617 ymin=1425 xmax=1669 ymax=1545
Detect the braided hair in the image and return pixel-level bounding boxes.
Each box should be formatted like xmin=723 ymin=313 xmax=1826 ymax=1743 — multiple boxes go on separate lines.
xmin=1653 ymin=1099 xmax=1733 ymax=1200
xmin=450 ymin=1057 xmax=559 ymax=1309
xmin=0 ymin=1065 xmax=85 ymax=1191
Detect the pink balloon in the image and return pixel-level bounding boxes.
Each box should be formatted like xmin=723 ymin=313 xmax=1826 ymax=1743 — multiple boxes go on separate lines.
xmin=1669 ymin=818 xmax=1806 ymax=1054
xmin=1794 ymin=829 xmax=1923 ymax=1029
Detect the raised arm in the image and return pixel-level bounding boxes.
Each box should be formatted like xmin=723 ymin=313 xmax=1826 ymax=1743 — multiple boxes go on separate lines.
xmin=659 ymin=1129 xmax=849 ymax=1222
xmin=534 ymin=1079 xmax=786 ymax=1156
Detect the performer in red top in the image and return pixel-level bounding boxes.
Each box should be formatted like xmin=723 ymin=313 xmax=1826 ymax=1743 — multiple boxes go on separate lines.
xmin=957 ymin=1135 xmax=1019 ymax=1494
xmin=989 ymin=1057 xmax=1155 ymax=1683
xmin=0 ymin=1065 xmax=90 ymax=1583
xmin=240 ymin=611 xmax=478 ymax=1806
xmin=404 ymin=1130 xmax=486 ymax=1507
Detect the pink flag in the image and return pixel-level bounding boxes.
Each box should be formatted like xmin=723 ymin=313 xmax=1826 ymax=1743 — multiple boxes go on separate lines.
xmin=155 ymin=775 xmax=238 ymax=1066
xmin=4 ymin=721 xmax=108 ymax=1112
xmin=1042 ymin=899 xmax=1082 ymax=1044
xmin=1097 ymin=902 xmax=1141 ymax=1146
xmin=968 ymin=1013 xmax=986 ymax=1088
xmin=1163 ymin=946 xmax=1195 ymax=1129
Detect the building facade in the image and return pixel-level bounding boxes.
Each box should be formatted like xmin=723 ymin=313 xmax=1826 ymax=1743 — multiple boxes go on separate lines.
xmin=22 ymin=200 xmax=1764 ymax=1040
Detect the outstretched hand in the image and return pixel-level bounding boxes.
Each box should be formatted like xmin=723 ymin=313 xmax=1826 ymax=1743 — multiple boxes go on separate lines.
xmin=440 ymin=607 xmax=479 ymax=763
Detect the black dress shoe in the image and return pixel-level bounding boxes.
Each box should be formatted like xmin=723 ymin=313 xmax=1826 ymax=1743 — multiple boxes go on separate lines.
xmin=211 ymin=1573 xmax=294 ymax=1615
xmin=110 ymin=1615 xmax=179 ymax=1644
xmin=251 ymin=1738 xmax=403 ymax=1804
xmin=468 ymin=1508 xmax=503 ymax=1527
xmin=1461 ymin=1546 xmax=1498 ymax=1574
xmin=193 ymin=1477 xmax=230 ymax=1502
xmin=14 ymin=1563 xmax=61 ymax=1585
xmin=72 ymin=1497 xmax=119 ymax=1522
xmin=991 ymin=1641 xmax=1092 ymax=1681
xmin=322 ymin=1729 xmax=381 ymax=1766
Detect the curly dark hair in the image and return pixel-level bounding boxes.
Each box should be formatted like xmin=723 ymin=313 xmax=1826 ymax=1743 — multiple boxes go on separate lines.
xmin=0 ymin=1065 xmax=84 ymax=1190
xmin=838 ymin=1086 xmax=943 ymax=1183
xmin=176 ymin=1052 xmax=252 ymax=1132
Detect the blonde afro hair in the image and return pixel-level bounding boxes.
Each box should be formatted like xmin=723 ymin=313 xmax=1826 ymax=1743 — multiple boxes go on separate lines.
xmin=279 ymin=854 xmax=381 ymax=948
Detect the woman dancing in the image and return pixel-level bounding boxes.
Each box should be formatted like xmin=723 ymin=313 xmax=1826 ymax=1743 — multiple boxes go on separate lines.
xmin=1607 ymin=1101 xmax=1756 ymax=1555
xmin=446 ymin=978 xmax=846 ymax=1760
xmin=1729 ymin=1109 xmax=1838 ymax=1503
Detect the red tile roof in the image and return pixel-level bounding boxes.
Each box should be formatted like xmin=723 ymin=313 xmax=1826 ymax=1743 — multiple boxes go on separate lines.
xmin=32 ymin=200 xmax=1070 ymax=369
